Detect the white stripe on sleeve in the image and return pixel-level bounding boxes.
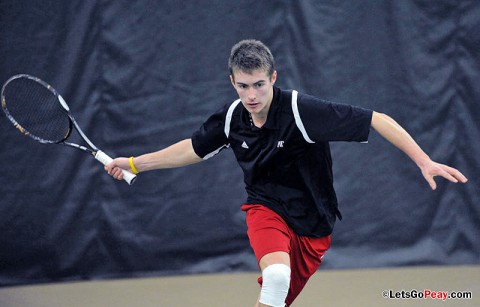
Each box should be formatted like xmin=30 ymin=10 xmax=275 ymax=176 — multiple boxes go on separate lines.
xmin=203 ymin=144 xmax=230 ymax=160
xmin=291 ymin=90 xmax=315 ymax=144
xmin=225 ymin=99 xmax=242 ymax=137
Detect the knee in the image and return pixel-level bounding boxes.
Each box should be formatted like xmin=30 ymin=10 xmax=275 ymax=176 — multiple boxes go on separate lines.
xmin=260 ymin=264 xmax=291 ymax=307
xmin=263 ymin=264 xmax=291 ymax=286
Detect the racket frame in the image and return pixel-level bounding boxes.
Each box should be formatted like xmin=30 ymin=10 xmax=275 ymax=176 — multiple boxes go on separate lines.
xmin=1 ymin=74 xmax=136 ymax=185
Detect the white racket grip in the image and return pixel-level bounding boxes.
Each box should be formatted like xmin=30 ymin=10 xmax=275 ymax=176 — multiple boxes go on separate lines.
xmin=95 ymin=150 xmax=137 ymax=185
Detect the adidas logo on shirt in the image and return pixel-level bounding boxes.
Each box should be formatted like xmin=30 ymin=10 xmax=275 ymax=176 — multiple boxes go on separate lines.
xmin=241 ymin=141 xmax=249 ymax=149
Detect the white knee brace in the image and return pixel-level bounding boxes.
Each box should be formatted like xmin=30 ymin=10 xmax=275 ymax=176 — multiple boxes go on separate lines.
xmin=259 ymin=264 xmax=291 ymax=307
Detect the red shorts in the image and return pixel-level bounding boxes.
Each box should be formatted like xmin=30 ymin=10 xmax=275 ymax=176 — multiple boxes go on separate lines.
xmin=241 ymin=204 xmax=331 ymax=306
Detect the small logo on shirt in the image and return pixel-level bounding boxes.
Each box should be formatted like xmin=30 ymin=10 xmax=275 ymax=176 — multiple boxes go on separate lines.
xmin=277 ymin=141 xmax=285 ymax=148
xmin=241 ymin=141 xmax=249 ymax=149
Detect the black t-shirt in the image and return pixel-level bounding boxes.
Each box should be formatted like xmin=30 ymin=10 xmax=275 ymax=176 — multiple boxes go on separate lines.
xmin=191 ymin=86 xmax=373 ymax=237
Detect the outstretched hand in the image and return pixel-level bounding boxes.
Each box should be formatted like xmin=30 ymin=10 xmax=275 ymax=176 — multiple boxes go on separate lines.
xmin=420 ymin=160 xmax=468 ymax=190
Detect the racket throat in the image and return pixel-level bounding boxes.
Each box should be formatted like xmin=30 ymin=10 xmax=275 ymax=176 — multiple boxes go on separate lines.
xmin=63 ymin=141 xmax=96 ymax=155
xmin=70 ymin=117 xmax=99 ymax=151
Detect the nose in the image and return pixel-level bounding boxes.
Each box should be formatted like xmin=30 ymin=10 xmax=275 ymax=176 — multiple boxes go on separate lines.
xmin=247 ymin=87 xmax=256 ymax=101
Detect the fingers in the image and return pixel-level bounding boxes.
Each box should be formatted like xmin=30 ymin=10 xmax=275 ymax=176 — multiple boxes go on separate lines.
xmin=436 ymin=165 xmax=468 ymax=185
xmin=439 ymin=169 xmax=459 ymax=184
xmin=426 ymin=176 xmax=437 ymax=190
xmin=424 ymin=163 xmax=468 ymax=190
xmin=109 ymin=167 xmax=124 ymax=180
xmin=104 ymin=162 xmax=124 ymax=180
xmin=443 ymin=165 xmax=468 ymax=183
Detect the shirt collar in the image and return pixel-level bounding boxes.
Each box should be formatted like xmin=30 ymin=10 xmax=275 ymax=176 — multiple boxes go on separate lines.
xmin=240 ymin=86 xmax=281 ymax=130
xmin=262 ymin=86 xmax=280 ymax=130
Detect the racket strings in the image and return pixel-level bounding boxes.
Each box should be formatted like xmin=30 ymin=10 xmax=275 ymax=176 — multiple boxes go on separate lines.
xmin=3 ymin=78 xmax=71 ymax=143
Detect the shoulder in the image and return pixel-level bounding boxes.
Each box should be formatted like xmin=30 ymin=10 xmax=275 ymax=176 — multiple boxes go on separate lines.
xmin=276 ymin=88 xmax=326 ymax=113
xmin=227 ymin=98 xmax=243 ymax=117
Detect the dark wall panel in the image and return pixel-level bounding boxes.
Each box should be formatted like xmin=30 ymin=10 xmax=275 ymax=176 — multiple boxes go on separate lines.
xmin=0 ymin=0 xmax=478 ymax=286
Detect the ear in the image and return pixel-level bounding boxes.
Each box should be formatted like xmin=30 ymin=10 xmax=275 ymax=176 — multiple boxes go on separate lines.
xmin=230 ymin=75 xmax=236 ymax=88
xmin=271 ymin=70 xmax=277 ymax=84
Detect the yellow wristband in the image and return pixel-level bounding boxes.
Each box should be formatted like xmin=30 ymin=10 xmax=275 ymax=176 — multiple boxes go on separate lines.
xmin=129 ymin=156 xmax=139 ymax=174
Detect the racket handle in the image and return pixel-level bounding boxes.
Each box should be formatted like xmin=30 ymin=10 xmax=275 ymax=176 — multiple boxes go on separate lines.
xmin=95 ymin=150 xmax=137 ymax=185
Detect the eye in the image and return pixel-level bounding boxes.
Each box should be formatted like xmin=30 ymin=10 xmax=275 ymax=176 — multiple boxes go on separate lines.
xmin=238 ymin=84 xmax=248 ymax=89
xmin=255 ymin=83 xmax=264 ymax=88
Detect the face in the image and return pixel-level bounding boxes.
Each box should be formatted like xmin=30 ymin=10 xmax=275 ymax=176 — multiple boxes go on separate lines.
xmin=230 ymin=69 xmax=277 ymax=118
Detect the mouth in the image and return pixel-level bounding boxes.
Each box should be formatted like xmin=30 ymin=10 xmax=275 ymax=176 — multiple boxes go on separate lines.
xmin=247 ymin=102 xmax=260 ymax=110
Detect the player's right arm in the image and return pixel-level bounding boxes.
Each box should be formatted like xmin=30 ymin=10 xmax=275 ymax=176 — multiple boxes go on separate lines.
xmin=105 ymin=138 xmax=203 ymax=180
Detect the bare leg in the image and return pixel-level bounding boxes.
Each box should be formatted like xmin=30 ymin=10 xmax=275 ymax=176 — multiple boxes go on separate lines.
xmin=254 ymin=293 xmax=260 ymax=307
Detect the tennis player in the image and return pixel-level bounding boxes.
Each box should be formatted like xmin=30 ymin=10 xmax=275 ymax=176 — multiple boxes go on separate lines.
xmin=105 ymin=39 xmax=467 ymax=307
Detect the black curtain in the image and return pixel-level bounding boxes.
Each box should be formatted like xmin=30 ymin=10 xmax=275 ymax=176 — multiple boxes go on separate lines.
xmin=1 ymin=0 xmax=478 ymax=286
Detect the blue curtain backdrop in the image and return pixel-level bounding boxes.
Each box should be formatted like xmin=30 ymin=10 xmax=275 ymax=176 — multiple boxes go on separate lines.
xmin=0 ymin=0 xmax=478 ymax=286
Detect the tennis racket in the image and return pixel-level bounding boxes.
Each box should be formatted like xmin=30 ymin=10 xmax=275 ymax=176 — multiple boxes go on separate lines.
xmin=1 ymin=74 xmax=136 ymax=185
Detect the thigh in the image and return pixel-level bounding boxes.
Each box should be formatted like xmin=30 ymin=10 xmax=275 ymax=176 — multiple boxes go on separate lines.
xmin=286 ymin=234 xmax=331 ymax=305
xmin=242 ymin=204 xmax=292 ymax=264
xmin=259 ymin=251 xmax=290 ymax=271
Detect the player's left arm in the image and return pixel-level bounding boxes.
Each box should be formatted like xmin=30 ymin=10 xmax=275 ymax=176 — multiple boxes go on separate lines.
xmin=370 ymin=111 xmax=468 ymax=190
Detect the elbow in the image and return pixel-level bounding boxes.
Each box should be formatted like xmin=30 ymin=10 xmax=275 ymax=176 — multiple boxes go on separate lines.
xmin=371 ymin=111 xmax=405 ymax=137
xmin=371 ymin=111 xmax=385 ymax=131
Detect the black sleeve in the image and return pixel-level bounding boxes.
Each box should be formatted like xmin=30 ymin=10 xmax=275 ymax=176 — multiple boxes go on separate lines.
xmin=191 ymin=104 xmax=230 ymax=159
xmin=297 ymin=93 xmax=373 ymax=142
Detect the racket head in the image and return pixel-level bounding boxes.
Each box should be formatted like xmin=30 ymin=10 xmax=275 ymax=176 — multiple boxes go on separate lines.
xmin=1 ymin=74 xmax=72 ymax=144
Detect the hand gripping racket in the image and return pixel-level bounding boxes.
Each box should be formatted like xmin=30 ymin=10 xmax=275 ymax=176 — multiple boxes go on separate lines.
xmin=1 ymin=74 xmax=136 ymax=185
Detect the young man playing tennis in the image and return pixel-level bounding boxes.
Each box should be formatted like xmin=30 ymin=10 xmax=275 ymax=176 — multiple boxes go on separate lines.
xmin=105 ymin=39 xmax=467 ymax=307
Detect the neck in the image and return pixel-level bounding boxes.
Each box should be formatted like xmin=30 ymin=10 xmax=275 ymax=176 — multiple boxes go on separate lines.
xmin=251 ymin=87 xmax=274 ymax=127
xmin=250 ymin=112 xmax=267 ymax=128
